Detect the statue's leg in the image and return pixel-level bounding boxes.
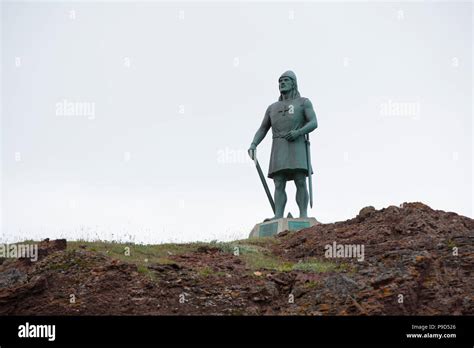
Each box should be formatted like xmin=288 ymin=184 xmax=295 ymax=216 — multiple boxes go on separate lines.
xmin=294 ymin=172 xmax=309 ymax=218
xmin=273 ymin=174 xmax=287 ymax=219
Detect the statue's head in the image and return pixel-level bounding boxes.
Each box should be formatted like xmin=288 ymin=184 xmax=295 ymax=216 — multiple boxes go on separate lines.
xmin=278 ymin=70 xmax=300 ymax=101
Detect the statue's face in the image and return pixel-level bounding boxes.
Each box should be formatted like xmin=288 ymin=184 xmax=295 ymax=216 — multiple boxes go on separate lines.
xmin=279 ymin=77 xmax=294 ymax=93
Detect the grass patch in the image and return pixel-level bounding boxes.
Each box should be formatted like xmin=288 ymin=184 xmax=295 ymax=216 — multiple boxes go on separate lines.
xmin=304 ymin=280 xmax=320 ymax=289
xmin=68 ymin=240 xmax=208 ymax=263
xmin=51 ymin=239 xmax=343 ymax=277
xmin=446 ymin=239 xmax=456 ymax=249
xmin=292 ymin=260 xmax=338 ymax=273
xmin=137 ymin=264 xmax=149 ymax=274
xmin=215 ymin=242 xmax=266 ymax=255
xmin=212 ymin=240 xmax=291 ymax=271
xmin=40 ymin=249 xmax=96 ymax=271
xmin=212 ymin=241 xmax=340 ymax=274
xmin=197 ymin=266 xmax=213 ymax=277
xmin=196 ymin=266 xmax=227 ymax=278
xmin=67 ymin=240 xmax=211 ymax=281
xmin=242 ymin=251 xmax=294 ymax=272
xmin=239 ymin=236 xmax=280 ymax=247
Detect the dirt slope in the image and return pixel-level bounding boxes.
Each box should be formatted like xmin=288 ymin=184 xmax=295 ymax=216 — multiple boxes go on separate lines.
xmin=0 ymin=202 xmax=472 ymax=315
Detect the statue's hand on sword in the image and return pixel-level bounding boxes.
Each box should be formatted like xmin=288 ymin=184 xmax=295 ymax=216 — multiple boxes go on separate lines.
xmin=283 ymin=129 xmax=301 ymax=142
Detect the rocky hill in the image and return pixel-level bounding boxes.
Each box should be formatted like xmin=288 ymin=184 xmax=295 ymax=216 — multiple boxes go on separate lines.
xmin=0 ymin=202 xmax=472 ymax=315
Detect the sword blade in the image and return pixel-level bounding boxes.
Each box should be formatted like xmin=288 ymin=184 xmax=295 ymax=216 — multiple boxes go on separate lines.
xmin=255 ymin=159 xmax=276 ymax=214
xmin=305 ymin=134 xmax=313 ymax=208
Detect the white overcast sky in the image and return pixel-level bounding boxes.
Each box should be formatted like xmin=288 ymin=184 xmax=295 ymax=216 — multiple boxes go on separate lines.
xmin=1 ymin=1 xmax=472 ymax=244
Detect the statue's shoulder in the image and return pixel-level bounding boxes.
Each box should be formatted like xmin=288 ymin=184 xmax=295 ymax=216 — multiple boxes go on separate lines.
xmin=299 ymin=96 xmax=310 ymax=103
xmin=300 ymin=97 xmax=314 ymax=107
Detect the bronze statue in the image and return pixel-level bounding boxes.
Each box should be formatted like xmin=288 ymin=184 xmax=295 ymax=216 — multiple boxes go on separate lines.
xmin=248 ymin=71 xmax=318 ymax=220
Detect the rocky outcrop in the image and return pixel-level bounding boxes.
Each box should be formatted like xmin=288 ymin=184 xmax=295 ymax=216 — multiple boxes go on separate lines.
xmin=0 ymin=202 xmax=472 ymax=315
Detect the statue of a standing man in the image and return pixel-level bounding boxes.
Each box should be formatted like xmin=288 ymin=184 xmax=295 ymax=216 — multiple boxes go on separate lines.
xmin=248 ymin=71 xmax=318 ymax=220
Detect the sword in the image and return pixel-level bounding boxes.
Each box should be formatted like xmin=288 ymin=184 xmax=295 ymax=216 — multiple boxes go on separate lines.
xmin=249 ymin=149 xmax=276 ymax=214
xmin=305 ymin=133 xmax=314 ymax=208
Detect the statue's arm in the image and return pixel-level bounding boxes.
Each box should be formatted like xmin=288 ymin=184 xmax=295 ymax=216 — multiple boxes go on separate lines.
xmin=250 ymin=107 xmax=271 ymax=149
xmin=298 ymin=98 xmax=318 ymax=135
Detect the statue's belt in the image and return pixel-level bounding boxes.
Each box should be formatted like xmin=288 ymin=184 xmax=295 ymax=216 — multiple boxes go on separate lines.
xmin=272 ymin=134 xmax=303 ymax=139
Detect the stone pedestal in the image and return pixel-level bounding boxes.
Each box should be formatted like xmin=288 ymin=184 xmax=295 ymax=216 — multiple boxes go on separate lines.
xmin=249 ymin=217 xmax=319 ymax=238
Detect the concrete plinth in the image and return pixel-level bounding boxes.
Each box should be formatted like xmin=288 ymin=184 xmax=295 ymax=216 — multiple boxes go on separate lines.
xmin=249 ymin=217 xmax=319 ymax=238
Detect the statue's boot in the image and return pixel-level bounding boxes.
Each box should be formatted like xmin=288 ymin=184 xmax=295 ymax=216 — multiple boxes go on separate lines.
xmin=263 ymin=215 xmax=284 ymax=222
xmin=263 ymin=217 xmax=274 ymax=222
xmin=264 ymin=211 xmax=295 ymax=222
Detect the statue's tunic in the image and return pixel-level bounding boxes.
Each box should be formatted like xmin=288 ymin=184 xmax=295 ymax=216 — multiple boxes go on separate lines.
xmin=260 ymin=97 xmax=313 ymax=179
